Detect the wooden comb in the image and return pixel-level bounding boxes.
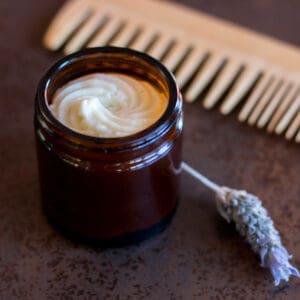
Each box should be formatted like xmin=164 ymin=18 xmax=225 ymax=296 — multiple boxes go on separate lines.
xmin=43 ymin=0 xmax=300 ymax=143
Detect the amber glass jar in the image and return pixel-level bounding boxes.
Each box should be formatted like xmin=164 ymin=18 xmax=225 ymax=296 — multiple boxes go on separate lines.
xmin=34 ymin=47 xmax=183 ymax=246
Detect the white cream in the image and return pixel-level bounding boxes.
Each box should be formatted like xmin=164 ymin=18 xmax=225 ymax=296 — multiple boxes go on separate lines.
xmin=49 ymin=73 xmax=168 ymax=138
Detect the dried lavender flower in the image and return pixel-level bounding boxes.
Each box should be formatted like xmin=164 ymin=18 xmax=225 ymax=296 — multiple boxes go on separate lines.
xmin=181 ymin=162 xmax=300 ymax=286
xmin=216 ymin=187 xmax=300 ymax=286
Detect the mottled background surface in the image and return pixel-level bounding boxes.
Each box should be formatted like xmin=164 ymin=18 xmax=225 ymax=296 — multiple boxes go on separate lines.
xmin=0 ymin=0 xmax=300 ymax=299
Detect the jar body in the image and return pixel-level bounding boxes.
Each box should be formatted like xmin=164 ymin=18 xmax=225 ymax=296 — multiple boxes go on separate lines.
xmin=34 ymin=47 xmax=183 ymax=246
xmin=35 ymin=123 xmax=182 ymax=245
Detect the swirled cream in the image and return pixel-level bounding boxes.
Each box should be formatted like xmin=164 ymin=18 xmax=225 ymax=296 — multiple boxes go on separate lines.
xmin=49 ymin=73 xmax=168 ymax=138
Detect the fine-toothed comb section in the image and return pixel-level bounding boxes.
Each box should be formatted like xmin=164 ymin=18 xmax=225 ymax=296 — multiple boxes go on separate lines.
xmin=43 ymin=0 xmax=300 ymax=143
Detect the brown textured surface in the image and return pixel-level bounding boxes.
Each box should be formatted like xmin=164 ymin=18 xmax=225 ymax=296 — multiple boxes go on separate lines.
xmin=0 ymin=0 xmax=300 ymax=299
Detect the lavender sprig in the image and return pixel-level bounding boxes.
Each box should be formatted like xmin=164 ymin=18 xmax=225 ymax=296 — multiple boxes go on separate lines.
xmin=182 ymin=162 xmax=300 ymax=286
xmin=216 ymin=187 xmax=299 ymax=285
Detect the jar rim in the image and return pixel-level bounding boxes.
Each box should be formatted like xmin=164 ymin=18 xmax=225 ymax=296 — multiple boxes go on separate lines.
xmin=36 ymin=47 xmax=180 ymax=150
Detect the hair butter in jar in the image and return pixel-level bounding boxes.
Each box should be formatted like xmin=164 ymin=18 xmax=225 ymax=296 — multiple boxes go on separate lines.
xmin=34 ymin=47 xmax=183 ymax=246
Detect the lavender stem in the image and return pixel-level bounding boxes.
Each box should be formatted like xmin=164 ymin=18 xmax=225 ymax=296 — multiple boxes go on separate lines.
xmin=181 ymin=162 xmax=219 ymax=192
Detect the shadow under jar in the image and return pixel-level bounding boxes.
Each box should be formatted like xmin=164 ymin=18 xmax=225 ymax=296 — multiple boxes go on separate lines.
xmin=34 ymin=47 xmax=183 ymax=247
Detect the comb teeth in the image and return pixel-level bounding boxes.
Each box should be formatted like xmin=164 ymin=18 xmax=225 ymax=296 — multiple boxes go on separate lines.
xmin=185 ymin=54 xmax=225 ymax=104
xmin=204 ymin=60 xmax=243 ymax=112
xmin=43 ymin=0 xmax=300 ymax=143
xmin=248 ymin=77 xmax=282 ymax=126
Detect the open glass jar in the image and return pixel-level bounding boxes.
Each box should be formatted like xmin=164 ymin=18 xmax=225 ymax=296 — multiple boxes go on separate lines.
xmin=34 ymin=47 xmax=183 ymax=246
